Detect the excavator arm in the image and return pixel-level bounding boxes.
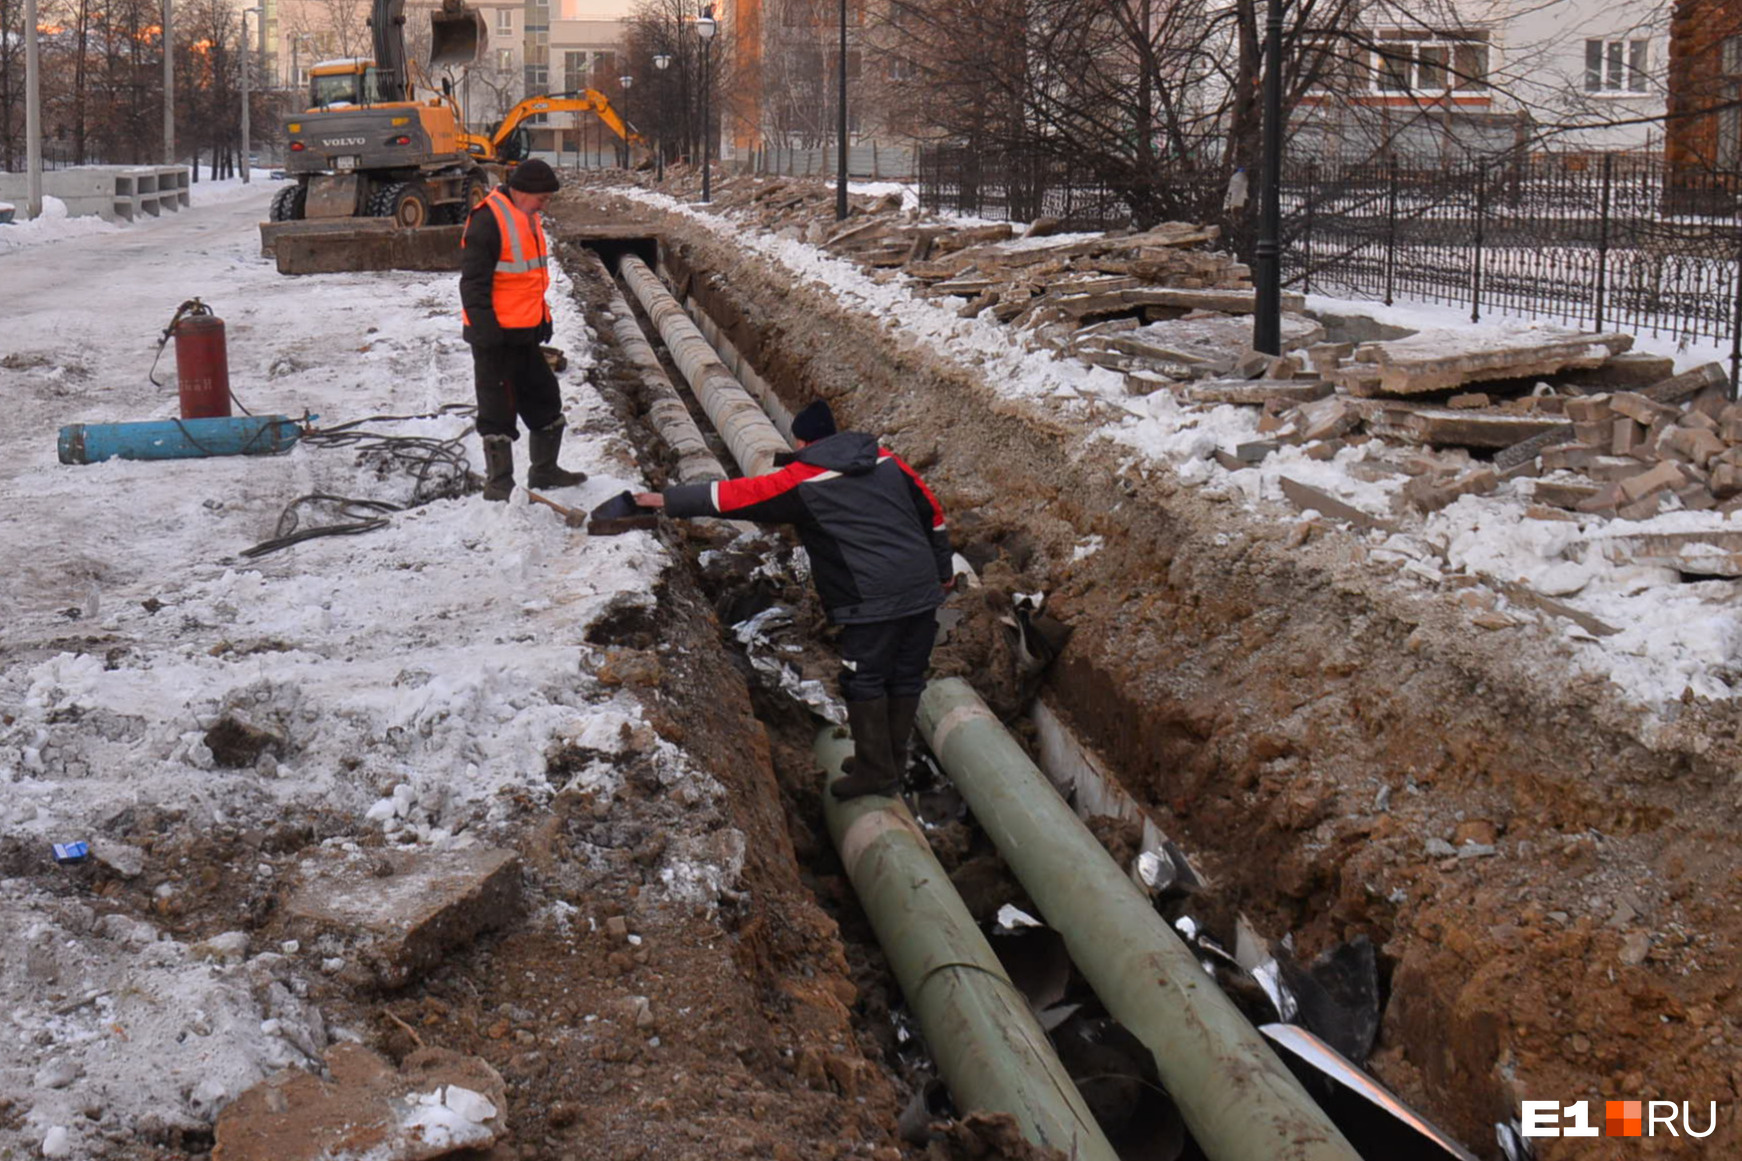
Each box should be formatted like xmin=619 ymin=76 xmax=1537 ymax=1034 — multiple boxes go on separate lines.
xmin=482 ymin=91 xmax=646 ymax=155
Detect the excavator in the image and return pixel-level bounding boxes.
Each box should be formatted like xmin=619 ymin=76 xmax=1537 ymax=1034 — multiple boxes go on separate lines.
xmin=268 ymin=0 xmax=639 ymax=232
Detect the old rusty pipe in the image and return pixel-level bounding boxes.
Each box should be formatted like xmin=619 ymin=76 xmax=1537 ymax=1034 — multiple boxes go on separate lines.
xmin=815 ymin=724 xmax=1118 ymax=1161
xmin=918 ymin=678 xmax=1363 ymax=1161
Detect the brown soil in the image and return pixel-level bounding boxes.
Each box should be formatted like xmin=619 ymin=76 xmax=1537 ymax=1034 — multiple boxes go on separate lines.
xmin=561 ymin=174 xmax=1742 ymax=1159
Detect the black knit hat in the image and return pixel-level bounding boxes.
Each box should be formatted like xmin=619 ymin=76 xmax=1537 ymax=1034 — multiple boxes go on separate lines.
xmin=508 ymin=158 xmax=561 ymax=194
xmin=791 ymin=400 xmax=837 ymax=442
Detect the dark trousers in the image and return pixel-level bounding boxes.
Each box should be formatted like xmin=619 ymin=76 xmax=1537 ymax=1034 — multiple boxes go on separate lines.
xmin=472 ymin=343 xmax=561 ymax=439
xmin=838 ymin=610 xmax=937 ymax=702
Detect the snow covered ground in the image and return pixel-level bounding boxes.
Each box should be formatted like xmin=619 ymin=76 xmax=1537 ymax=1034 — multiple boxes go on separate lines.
xmin=0 ymin=178 xmax=726 ymax=1157
xmin=624 ymin=182 xmax=1742 ymax=714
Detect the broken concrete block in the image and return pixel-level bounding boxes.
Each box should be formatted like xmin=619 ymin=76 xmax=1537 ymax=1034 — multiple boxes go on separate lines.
xmin=1712 ymin=462 xmax=1742 ymax=500
xmin=1351 ymin=330 xmax=1631 ymax=395
xmin=287 ymin=847 xmax=521 ymax=987
xmin=1403 ymin=467 xmax=1498 ymax=513
xmin=1609 ymin=391 xmax=1678 ymax=425
xmin=1533 ymin=480 xmax=1601 ymax=508
xmin=1306 ymin=341 xmax=1354 ymax=375
xmin=1447 ymin=392 xmax=1491 ymax=409
xmin=1619 ymin=461 xmax=1686 ymax=503
xmin=1677 ymin=484 xmax=1718 ymax=511
xmin=1665 ymin=426 xmax=1727 ymax=467
xmin=1563 ymin=395 xmax=1614 ymax=423
xmin=1618 ymin=492 xmax=1665 ymax=521
xmin=213 ymin=1044 xmax=506 ymax=1161
xmin=1295 ymin=396 xmax=1363 ymax=443
xmin=1611 ymin=419 xmax=1645 ymax=456
xmin=1683 ymin=407 xmax=1721 ymax=432
xmin=1572 ymin=420 xmax=1611 ymax=446
xmin=1542 ymin=445 xmax=1599 ymax=472
xmin=1579 ymin=350 xmax=1677 ymax=387
xmin=1576 ymin=482 xmax=1624 ymax=516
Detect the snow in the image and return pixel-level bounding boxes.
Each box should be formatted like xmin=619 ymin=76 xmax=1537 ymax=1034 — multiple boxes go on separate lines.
xmin=615 ymin=182 xmax=1742 ymax=714
xmin=0 ymin=179 xmax=733 ymax=1156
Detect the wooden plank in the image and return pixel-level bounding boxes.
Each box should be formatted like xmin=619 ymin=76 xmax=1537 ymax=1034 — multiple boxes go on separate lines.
xmin=1494 ymin=580 xmax=1620 ymax=637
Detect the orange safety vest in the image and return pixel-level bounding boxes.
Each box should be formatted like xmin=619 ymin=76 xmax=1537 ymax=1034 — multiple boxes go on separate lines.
xmin=462 ymin=188 xmax=550 ymax=329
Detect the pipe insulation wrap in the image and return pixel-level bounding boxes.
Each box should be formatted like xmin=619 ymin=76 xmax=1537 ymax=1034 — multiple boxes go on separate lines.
xmin=618 ymin=255 xmax=789 ymax=478
xmin=917 ymin=678 xmax=1363 ymax=1161
xmin=815 ymin=725 xmax=1119 ymax=1161
xmin=590 ymin=254 xmax=727 ymax=484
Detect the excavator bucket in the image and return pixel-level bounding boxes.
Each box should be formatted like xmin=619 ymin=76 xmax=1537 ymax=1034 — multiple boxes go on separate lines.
xmin=430 ymin=1 xmax=487 ymax=68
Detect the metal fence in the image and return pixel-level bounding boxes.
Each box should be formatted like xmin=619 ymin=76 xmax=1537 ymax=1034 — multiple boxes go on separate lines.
xmin=751 ymin=141 xmax=918 ymax=180
xmin=918 ymin=146 xmax=1742 ymax=367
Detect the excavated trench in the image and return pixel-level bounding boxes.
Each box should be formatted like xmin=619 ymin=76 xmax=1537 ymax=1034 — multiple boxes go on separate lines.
xmin=549 ymin=188 xmax=1742 ymax=1161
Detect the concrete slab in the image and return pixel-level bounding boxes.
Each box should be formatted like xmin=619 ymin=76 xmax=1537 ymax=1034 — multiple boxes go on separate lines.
xmin=287 ymin=846 xmax=521 ymax=986
xmin=274 ymin=224 xmax=466 ymax=275
xmin=212 ymin=1044 xmax=507 ymax=1161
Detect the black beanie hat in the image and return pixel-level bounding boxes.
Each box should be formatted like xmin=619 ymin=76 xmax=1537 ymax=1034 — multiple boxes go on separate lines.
xmin=791 ymin=400 xmax=837 ymax=442
xmin=508 ymin=158 xmax=561 ymax=194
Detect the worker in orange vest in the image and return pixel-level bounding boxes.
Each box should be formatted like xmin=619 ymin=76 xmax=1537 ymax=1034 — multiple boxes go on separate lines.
xmin=460 ymin=158 xmax=587 ymax=501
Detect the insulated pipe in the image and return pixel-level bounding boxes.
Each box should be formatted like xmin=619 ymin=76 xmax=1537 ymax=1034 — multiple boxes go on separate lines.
xmin=918 ymin=678 xmax=1363 ymax=1161
xmin=682 ymin=295 xmax=795 ymax=443
xmin=618 ymin=255 xmax=789 ymax=477
xmin=815 ymin=725 xmax=1119 ymax=1161
xmin=591 ymin=255 xmax=727 ymax=484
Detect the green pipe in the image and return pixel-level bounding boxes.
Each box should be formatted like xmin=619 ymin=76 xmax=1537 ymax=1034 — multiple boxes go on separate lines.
xmin=815 ymin=724 xmax=1118 ymax=1161
xmin=918 ymin=679 xmax=1363 ymax=1161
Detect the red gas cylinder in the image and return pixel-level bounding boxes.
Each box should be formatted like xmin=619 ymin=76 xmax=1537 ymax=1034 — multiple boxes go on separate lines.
xmin=173 ymin=312 xmax=232 ymax=419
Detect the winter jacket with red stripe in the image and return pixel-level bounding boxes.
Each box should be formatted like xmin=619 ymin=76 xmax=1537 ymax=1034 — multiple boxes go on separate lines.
xmin=663 ymin=431 xmax=952 ymax=625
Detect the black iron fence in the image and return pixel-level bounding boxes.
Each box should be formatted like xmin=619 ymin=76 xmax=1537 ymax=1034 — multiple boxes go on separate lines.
xmin=918 ymin=146 xmax=1742 ymax=370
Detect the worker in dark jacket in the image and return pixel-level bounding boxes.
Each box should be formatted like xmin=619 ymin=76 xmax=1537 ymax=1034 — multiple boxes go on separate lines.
xmin=634 ymin=400 xmax=953 ymax=799
xmin=460 ymin=158 xmax=586 ymax=501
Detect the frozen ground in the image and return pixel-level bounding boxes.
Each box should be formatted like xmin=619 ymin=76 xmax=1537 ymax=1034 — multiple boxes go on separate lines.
xmin=617 ymin=183 xmax=1742 ymax=714
xmin=0 ymin=179 xmax=729 ymax=1158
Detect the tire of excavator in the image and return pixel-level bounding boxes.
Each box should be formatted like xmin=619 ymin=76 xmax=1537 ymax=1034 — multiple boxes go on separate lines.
xmin=268 ymin=184 xmax=306 ymax=222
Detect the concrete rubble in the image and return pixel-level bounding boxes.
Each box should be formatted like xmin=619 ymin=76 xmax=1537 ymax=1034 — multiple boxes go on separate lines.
xmin=286 ymin=846 xmax=522 ymax=987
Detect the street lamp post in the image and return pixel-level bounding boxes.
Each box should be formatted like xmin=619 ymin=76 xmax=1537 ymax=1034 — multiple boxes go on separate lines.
xmin=835 ymin=0 xmax=847 ymax=220
xmin=163 ymin=0 xmax=175 ymax=165
xmin=652 ymin=51 xmax=672 ymax=184
xmin=696 ymin=4 xmax=716 ymax=204
xmin=1252 ymin=0 xmax=1285 ymax=355
xmin=619 ymin=73 xmax=633 ymax=168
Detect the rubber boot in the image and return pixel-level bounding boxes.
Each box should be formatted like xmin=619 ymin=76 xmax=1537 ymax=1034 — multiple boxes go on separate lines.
xmin=832 ymin=698 xmax=899 ymax=800
xmin=481 ymin=434 xmax=515 ymax=502
xmin=527 ymin=418 xmax=587 ymax=489
xmin=886 ymin=694 xmax=922 ymax=780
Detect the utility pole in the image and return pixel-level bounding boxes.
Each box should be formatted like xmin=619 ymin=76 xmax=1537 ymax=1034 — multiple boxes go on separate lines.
xmin=241 ymin=9 xmax=254 ymax=182
xmin=25 ymin=0 xmax=41 ymax=218
xmin=835 ymin=0 xmax=848 ymax=221
xmin=163 ymin=0 xmax=175 ymax=166
xmin=1252 ymin=0 xmax=1284 ymax=355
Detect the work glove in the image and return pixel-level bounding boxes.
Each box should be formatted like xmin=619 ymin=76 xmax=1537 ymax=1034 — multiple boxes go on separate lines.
xmin=467 ymin=309 xmax=503 ymax=347
xmin=536 ymin=317 xmax=554 ymax=344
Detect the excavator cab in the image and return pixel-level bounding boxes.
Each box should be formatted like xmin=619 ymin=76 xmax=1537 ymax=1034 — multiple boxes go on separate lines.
xmin=430 ymin=0 xmax=488 ymax=68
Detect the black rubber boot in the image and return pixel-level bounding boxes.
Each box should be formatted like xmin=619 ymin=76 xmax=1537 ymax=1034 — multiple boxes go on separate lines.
xmin=481 ymin=434 xmax=515 ymax=502
xmin=832 ymin=698 xmax=899 ymax=800
xmin=886 ymin=695 xmax=922 ymax=779
xmin=527 ymin=418 xmax=587 ymax=489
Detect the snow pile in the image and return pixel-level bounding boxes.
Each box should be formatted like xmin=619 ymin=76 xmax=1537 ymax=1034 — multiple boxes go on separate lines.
xmin=0 ymin=181 xmax=736 ymax=1157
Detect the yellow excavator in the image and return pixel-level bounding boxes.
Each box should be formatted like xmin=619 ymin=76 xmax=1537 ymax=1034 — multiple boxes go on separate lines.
xmin=269 ymin=0 xmax=638 ymax=229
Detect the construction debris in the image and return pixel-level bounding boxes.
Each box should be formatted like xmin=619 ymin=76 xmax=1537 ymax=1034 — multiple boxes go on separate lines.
xmin=689 ymin=174 xmax=1737 ymax=540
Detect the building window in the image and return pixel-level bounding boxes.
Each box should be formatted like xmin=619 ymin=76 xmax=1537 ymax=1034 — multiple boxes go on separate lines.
xmin=887 ymin=53 xmax=918 ymax=82
xmin=1722 ymin=38 xmax=1742 ymax=169
xmin=564 ymin=51 xmax=589 ymax=92
xmin=1372 ymin=35 xmax=1488 ymax=94
xmin=1585 ymin=39 xmax=1648 ymax=92
xmin=496 ymin=8 xmax=512 ymax=33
